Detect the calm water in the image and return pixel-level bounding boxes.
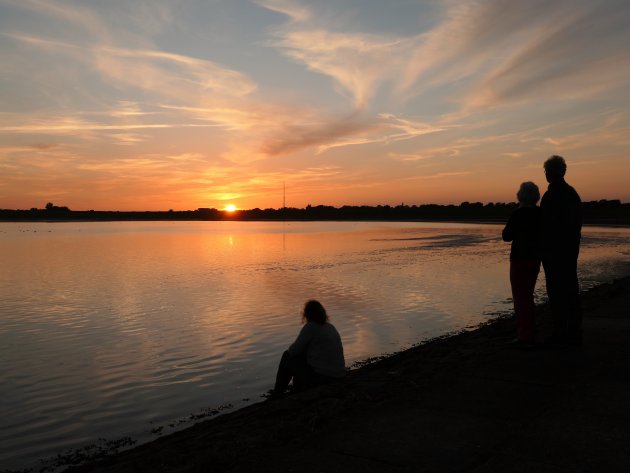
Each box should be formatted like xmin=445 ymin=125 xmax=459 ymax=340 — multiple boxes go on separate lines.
xmin=1 ymin=221 xmax=629 ymax=470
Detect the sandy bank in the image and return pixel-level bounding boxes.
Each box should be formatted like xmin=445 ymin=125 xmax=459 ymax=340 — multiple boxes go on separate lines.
xmin=63 ymin=274 xmax=630 ymax=472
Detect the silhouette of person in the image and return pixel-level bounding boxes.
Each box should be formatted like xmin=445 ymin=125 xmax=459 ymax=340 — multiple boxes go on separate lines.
xmin=540 ymin=155 xmax=583 ymax=345
xmin=272 ymin=300 xmax=345 ymax=396
xmin=502 ymin=182 xmax=542 ymax=346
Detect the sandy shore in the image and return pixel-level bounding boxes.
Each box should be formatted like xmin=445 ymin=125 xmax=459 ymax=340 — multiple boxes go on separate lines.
xmin=61 ymin=274 xmax=630 ymax=472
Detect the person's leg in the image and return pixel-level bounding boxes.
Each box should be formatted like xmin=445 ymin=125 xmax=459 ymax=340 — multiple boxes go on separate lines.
xmin=273 ymin=350 xmax=294 ymax=394
xmin=511 ymin=259 xmax=540 ymax=342
xmin=564 ymin=253 xmax=582 ymax=343
xmin=543 ymin=257 xmax=567 ymax=341
xmin=521 ymin=259 xmax=540 ymax=342
xmin=510 ymin=260 xmax=526 ymax=340
xmin=273 ymin=351 xmax=312 ymax=394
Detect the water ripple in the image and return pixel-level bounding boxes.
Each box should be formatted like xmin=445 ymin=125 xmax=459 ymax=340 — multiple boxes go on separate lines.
xmin=0 ymin=221 xmax=629 ymax=470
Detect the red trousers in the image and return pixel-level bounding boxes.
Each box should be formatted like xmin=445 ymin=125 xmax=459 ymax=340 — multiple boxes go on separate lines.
xmin=510 ymin=258 xmax=541 ymax=342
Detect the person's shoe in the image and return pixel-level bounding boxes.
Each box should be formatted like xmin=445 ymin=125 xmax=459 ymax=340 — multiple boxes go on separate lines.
xmin=266 ymin=389 xmax=285 ymax=400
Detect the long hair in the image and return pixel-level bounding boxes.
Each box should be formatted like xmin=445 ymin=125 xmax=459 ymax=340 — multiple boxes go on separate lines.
xmin=302 ymin=300 xmax=328 ymax=325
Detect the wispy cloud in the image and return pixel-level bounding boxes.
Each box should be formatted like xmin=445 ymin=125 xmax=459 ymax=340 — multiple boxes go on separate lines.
xmin=159 ymin=104 xmax=283 ymax=132
xmin=109 ymin=133 xmax=150 ymax=146
xmin=259 ymin=0 xmax=630 ymax=117
xmin=1 ymin=31 xmax=81 ymax=51
xmin=261 ymin=113 xmax=378 ymax=156
xmin=543 ymin=118 xmax=630 ymax=151
xmin=466 ymin=3 xmax=630 ymax=108
xmin=3 ymin=8 xmax=257 ymax=104
xmin=0 ymin=118 xmax=222 ymax=134
xmin=378 ymin=114 xmax=448 ymax=141
xmin=270 ymin=28 xmax=407 ymax=109
xmin=108 ymin=101 xmax=155 ymax=118
xmin=2 ymin=0 xmax=111 ymax=40
xmin=262 ymin=112 xmax=446 ymax=156
xmin=77 ymin=152 xmax=209 ymax=173
xmin=397 ymin=0 xmax=630 ymax=110
xmin=95 ymin=46 xmax=257 ymax=98
xmin=401 ymin=171 xmax=472 ymax=182
xmin=159 ymin=102 xmax=446 ymax=159
xmin=253 ymin=0 xmax=312 ymax=23
xmin=387 ymin=152 xmax=429 ymax=162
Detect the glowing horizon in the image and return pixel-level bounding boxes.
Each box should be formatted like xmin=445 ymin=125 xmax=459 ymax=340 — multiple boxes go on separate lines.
xmin=1 ymin=1 xmax=629 ymax=211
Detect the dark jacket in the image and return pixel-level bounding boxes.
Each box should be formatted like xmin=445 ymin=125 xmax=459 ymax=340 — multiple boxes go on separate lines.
xmin=540 ymin=179 xmax=582 ymax=256
xmin=502 ymin=206 xmax=542 ymax=260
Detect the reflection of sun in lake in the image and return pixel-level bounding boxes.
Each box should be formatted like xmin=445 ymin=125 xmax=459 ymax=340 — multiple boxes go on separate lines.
xmin=224 ymin=204 xmax=237 ymax=212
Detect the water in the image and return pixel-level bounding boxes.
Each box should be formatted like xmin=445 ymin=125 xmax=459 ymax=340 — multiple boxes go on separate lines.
xmin=1 ymin=221 xmax=629 ymax=470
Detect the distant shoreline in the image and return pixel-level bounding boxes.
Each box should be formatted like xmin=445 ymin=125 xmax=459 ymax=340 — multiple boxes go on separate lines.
xmin=1 ymin=217 xmax=629 ymax=227
xmin=2 ymin=200 xmax=628 ymax=225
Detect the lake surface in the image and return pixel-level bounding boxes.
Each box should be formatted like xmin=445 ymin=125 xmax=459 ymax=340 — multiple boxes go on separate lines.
xmin=1 ymin=221 xmax=629 ymax=470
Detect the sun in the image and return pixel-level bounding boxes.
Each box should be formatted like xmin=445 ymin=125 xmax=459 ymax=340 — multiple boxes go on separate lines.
xmin=224 ymin=204 xmax=238 ymax=212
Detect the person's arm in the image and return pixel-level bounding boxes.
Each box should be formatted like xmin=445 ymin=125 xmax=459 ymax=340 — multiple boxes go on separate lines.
xmin=288 ymin=323 xmax=314 ymax=357
xmin=502 ymin=212 xmax=516 ymax=242
xmin=570 ymin=188 xmax=583 ymax=235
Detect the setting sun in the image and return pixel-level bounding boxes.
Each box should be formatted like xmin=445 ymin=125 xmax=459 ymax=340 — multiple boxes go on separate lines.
xmin=224 ymin=204 xmax=238 ymax=212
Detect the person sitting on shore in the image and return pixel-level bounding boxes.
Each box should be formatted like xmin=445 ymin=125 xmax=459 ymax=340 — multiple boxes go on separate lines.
xmin=502 ymin=181 xmax=542 ymax=346
xmin=272 ymin=300 xmax=345 ymax=397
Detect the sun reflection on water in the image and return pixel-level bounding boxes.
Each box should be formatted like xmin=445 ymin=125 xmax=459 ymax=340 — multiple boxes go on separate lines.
xmin=0 ymin=221 xmax=629 ymax=470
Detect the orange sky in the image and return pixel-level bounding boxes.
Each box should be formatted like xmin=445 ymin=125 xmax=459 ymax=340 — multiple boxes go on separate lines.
xmin=1 ymin=0 xmax=629 ymax=211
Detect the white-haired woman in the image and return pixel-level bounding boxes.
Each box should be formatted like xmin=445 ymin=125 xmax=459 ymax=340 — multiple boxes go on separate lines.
xmin=502 ymin=182 xmax=542 ymax=346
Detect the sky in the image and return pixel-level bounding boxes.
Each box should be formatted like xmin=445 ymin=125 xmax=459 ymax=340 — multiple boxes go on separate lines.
xmin=1 ymin=0 xmax=629 ymax=211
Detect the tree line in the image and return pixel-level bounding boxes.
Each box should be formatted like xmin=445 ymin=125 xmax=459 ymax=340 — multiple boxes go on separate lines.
xmin=1 ymin=200 xmax=628 ymax=224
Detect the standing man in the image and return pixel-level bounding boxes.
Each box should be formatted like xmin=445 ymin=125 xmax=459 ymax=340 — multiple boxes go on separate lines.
xmin=540 ymin=155 xmax=583 ymax=345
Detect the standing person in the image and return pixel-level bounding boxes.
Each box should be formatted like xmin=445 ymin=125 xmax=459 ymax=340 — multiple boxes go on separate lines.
xmin=272 ymin=300 xmax=345 ymax=396
xmin=540 ymin=155 xmax=583 ymax=345
xmin=502 ymin=182 xmax=542 ymax=346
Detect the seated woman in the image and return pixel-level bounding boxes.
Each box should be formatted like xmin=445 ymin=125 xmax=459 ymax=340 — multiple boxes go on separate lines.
xmin=272 ymin=300 xmax=345 ymax=396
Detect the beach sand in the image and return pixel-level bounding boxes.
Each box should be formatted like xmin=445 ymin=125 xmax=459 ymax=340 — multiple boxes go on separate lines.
xmin=65 ymin=275 xmax=630 ymax=473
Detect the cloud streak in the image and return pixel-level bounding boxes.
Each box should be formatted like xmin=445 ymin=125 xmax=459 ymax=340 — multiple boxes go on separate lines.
xmin=253 ymin=0 xmax=312 ymax=23
xmin=95 ymin=46 xmax=257 ymax=98
xmin=398 ymin=0 xmax=630 ymax=109
xmin=260 ymin=0 xmax=630 ymax=113
xmin=270 ymin=28 xmax=408 ymax=108
xmin=466 ymin=2 xmax=630 ymax=108
xmin=0 ymin=118 xmax=223 ymax=134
